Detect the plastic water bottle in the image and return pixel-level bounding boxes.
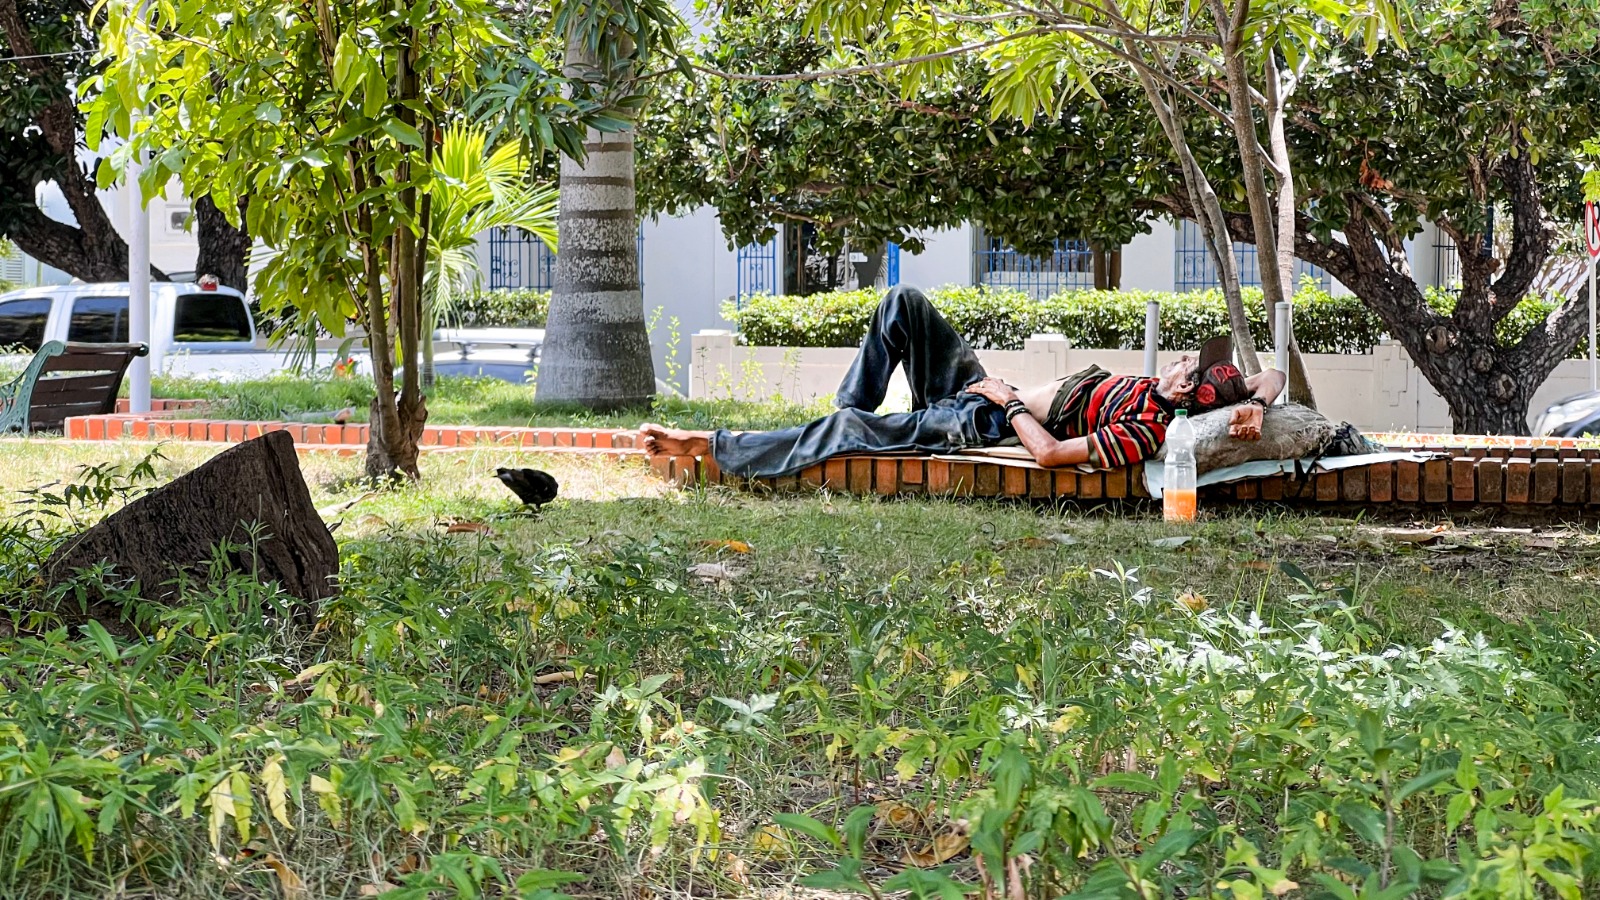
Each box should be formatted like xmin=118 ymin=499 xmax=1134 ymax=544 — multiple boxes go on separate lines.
xmin=1163 ymin=409 xmax=1197 ymax=522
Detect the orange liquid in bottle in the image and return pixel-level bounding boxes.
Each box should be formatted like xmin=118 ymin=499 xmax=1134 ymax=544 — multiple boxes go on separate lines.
xmin=1163 ymin=488 xmax=1197 ymax=522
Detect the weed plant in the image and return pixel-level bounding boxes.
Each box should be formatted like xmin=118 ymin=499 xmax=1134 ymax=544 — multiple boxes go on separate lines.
xmin=3 ymin=460 xmax=1600 ymax=897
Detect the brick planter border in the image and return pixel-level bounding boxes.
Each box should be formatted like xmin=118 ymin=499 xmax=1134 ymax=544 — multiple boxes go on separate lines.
xmin=63 ymin=413 xmax=639 ymax=451
xmin=48 ymin=411 xmax=1600 ymax=511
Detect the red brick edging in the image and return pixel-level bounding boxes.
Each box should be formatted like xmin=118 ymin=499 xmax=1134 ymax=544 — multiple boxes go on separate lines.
xmin=651 ymin=446 xmax=1600 ymax=509
xmin=65 ymin=413 xmax=640 ymax=452
xmin=56 ymin=412 xmax=1600 ymax=509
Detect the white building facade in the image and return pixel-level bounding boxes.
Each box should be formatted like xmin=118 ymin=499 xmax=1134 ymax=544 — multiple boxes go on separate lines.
xmin=5 ymin=176 xmax=1471 ymax=381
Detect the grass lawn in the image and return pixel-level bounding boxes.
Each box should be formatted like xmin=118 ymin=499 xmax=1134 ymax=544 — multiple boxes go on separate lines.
xmin=150 ymin=373 xmax=833 ymax=431
xmin=4 ymin=440 xmax=1600 ymax=898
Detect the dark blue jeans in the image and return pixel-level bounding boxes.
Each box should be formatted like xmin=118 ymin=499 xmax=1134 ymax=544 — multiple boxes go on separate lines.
xmin=712 ymin=286 xmax=1007 ymax=478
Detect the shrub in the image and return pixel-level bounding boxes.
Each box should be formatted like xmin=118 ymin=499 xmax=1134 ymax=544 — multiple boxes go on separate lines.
xmin=728 ymin=282 xmax=1574 ymax=355
xmin=445 ymin=288 xmax=550 ymax=328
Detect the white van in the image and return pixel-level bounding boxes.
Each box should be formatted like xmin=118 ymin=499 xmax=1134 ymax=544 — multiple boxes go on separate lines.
xmin=0 ymin=282 xmax=300 ymax=378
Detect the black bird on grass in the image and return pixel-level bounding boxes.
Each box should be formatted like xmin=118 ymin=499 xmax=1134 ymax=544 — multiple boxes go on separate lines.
xmin=496 ymin=468 xmax=560 ymax=509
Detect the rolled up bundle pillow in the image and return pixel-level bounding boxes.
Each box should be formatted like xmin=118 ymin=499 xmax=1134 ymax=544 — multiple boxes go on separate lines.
xmin=1156 ymin=403 xmax=1377 ymax=474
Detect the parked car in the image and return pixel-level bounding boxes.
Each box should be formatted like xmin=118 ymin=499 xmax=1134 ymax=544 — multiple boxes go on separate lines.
xmin=0 ymin=283 xmax=553 ymax=383
xmin=0 ymin=281 xmax=296 ymax=378
xmin=1535 ymin=390 xmax=1600 ymax=437
xmin=427 ymin=327 xmax=542 ymax=383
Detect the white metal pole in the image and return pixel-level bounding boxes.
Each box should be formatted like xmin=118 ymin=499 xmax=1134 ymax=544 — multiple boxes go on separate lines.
xmin=1143 ymin=300 xmax=1160 ymax=376
xmin=127 ymin=0 xmax=151 ymax=414
xmin=1274 ymin=301 xmax=1291 ymax=405
xmin=1589 ymin=257 xmax=1596 ymax=392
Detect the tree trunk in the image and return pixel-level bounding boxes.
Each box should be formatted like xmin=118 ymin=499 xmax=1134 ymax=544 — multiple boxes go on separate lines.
xmin=362 ymin=29 xmax=430 ymax=480
xmin=1260 ymin=50 xmax=1318 ymax=410
xmin=194 ymin=194 xmax=251 ymax=291
xmin=1091 ymin=244 xmax=1122 ymax=290
xmin=536 ymin=34 xmax=655 ymax=410
xmin=1117 ymin=45 xmax=1263 ymax=375
xmin=0 ymin=0 xmax=155 ymax=284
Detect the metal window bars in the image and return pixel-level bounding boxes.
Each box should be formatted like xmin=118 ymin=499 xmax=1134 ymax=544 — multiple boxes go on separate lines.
xmin=976 ymin=235 xmax=1095 ymax=297
xmin=1173 ymin=219 xmax=1329 ymax=292
xmin=486 ymin=226 xmax=644 ymax=291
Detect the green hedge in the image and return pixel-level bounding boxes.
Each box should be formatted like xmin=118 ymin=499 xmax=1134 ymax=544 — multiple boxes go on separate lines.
xmin=445 ymin=289 xmax=550 ymax=328
xmin=725 ymin=283 xmax=1569 ymax=355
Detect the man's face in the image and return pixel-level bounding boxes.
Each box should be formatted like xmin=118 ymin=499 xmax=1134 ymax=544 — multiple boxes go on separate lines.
xmin=1156 ymin=355 xmax=1200 ymax=403
xmin=1159 ymin=355 xmax=1197 ymax=381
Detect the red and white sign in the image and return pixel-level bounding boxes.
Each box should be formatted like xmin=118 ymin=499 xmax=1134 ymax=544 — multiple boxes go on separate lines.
xmin=1586 ymin=202 xmax=1600 ymax=260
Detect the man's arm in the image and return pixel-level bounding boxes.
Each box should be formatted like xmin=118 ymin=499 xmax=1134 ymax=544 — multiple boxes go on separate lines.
xmin=967 ymin=378 xmax=1165 ymax=469
xmin=1011 ymin=413 xmax=1093 ymax=467
xmin=1248 ymin=368 xmax=1287 ymax=403
xmin=1229 ymin=368 xmax=1289 ymax=439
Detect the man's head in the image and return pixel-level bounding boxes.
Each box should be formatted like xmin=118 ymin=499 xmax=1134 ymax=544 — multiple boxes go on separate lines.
xmin=1155 ymin=336 xmax=1252 ymax=412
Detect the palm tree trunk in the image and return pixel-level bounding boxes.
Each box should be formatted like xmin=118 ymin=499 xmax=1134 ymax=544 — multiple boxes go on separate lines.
xmin=536 ymin=36 xmax=655 ymax=410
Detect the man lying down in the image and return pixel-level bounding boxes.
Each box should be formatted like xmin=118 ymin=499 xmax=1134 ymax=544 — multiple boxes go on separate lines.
xmin=640 ymin=285 xmax=1287 ymax=478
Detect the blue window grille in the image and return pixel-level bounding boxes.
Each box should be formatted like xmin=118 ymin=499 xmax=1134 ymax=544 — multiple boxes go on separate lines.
xmin=1174 ymin=220 xmax=1328 ymax=292
xmin=487 ymin=226 xmax=644 ymax=290
xmin=735 ymin=237 xmax=781 ymax=308
xmin=886 ymin=242 xmax=900 ymax=286
xmin=976 ymin=235 xmax=1095 ymax=297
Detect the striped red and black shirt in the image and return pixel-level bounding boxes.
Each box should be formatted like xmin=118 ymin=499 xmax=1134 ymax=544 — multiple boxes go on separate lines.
xmin=1048 ymin=372 xmax=1175 ymax=468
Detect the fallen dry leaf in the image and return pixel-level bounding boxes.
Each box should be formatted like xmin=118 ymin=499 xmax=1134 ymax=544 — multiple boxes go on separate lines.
xmin=1177 ymin=591 xmax=1208 ymax=613
xmin=358 ymin=883 xmax=399 ymax=897
xmin=699 ymin=539 xmax=753 ymax=554
xmin=750 ymin=824 xmax=792 ymax=858
xmin=724 ymin=852 xmax=751 ymax=886
xmin=904 ymin=832 xmax=970 ymax=868
xmin=444 ymin=521 xmax=493 ymax=535
xmin=1241 ymin=560 xmax=1272 ymax=571
xmin=876 ymin=800 xmax=926 ymax=832
xmin=262 ymin=855 xmax=308 ymax=900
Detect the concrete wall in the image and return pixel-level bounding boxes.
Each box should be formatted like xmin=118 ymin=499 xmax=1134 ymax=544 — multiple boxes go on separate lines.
xmin=897 ymin=227 xmax=976 ymax=289
xmin=1121 ymin=219 xmax=1178 ymax=292
xmin=640 ymin=209 xmax=740 ymax=387
xmin=688 ymin=332 xmax=1584 ymax=435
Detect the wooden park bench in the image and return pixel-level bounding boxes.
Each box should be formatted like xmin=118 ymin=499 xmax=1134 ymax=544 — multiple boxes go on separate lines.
xmin=0 ymin=341 xmax=149 ymax=435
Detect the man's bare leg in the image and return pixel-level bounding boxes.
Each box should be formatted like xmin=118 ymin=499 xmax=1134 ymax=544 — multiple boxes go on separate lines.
xmin=639 ymin=423 xmax=712 ymax=458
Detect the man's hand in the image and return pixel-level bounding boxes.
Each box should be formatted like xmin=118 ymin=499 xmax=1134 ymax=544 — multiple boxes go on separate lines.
xmin=966 ymin=377 xmax=1018 ymax=405
xmin=1229 ymin=403 xmax=1264 ymax=441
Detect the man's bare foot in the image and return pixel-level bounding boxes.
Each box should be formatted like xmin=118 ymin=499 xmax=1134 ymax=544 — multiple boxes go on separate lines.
xmin=639 ymin=423 xmax=713 ymax=458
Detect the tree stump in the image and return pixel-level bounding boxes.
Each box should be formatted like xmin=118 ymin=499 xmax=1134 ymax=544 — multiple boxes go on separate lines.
xmin=44 ymin=431 xmax=338 ymax=624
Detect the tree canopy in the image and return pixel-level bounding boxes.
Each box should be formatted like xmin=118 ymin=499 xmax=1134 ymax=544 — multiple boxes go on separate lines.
xmin=642 ymin=0 xmax=1600 ymax=432
xmin=89 ymin=0 xmax=605 ymax=475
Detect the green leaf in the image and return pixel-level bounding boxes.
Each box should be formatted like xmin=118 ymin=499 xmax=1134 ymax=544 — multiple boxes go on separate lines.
xmin=1336 ymin=801 xmax=1386 ymax=844
xmin=254 ymin=102 xmax=282 ymax=124
xmin=800 ymin=859 xmax=873 ymax=893
xmin=81 ymin=620 xmax=120 ymax=662
xmin=1395 ymin=768 xmax=1454 ymax=801
xmin=773 ymin=812 xmax=841 ymax=849
xmin=333 ymin=33 xmax=359 ymax=93
xmin=1445 ymin=790 xmax=1474 ymax=833
xmin=1091 ymin=772 xmax=1160 ymax=794
xmin=381 ymin=118 xmax=424 ymax=149
xmin=843 ymin=804 xmax=876 ymax=858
